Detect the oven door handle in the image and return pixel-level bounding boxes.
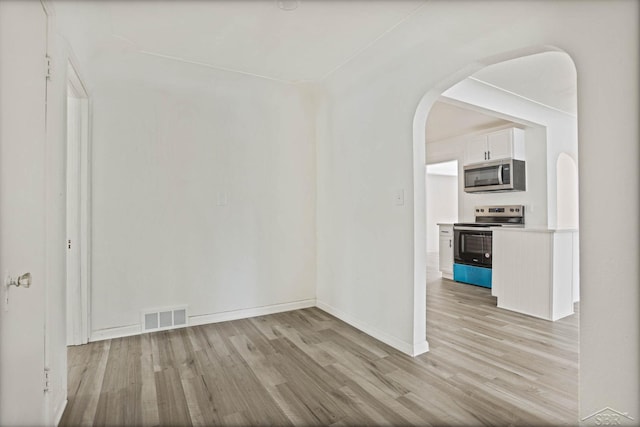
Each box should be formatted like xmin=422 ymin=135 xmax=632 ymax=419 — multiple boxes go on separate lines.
xmin=453 ymin=226 xmax=494 ymax=232
xmin=497 ymin=164 xmax=504 ymax=185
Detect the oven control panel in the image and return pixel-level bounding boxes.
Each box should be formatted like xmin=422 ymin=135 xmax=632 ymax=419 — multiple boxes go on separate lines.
xmin=475 ymin=205 xmax=524 ymax=217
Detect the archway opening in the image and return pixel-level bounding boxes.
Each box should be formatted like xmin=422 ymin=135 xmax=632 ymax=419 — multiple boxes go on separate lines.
xmin=413 ymin=48 xmax=579 ymax=421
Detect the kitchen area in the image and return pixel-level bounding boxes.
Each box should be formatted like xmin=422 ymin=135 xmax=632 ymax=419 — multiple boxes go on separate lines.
xmin=426 ymin=53 xmax=580 ymax=323
xmin=438 ymin=203 xmax=577 ymax=321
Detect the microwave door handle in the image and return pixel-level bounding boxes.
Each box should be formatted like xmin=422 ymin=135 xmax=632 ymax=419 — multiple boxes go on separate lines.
xmin=497 ymin=164 xmax=504 ymax=185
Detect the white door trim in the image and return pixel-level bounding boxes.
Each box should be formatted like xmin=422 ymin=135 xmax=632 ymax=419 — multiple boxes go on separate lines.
xmin=66 ymin=60 xmax=90 ymax=346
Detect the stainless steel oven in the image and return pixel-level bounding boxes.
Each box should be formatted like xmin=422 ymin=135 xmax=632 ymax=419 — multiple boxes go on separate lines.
xmin=453 ymin=205 xmax=524 ymax=288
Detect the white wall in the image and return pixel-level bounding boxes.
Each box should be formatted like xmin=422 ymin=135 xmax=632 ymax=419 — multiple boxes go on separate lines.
xmin=425 ymin=173 xmax=457 ymax=252
xmin=557 ymin=153 xmax=579 ymax=228
xmin=88 ymin=52 xmax=316 ymax=336
xmin=317 ymin=0 xmax=638 ymax=421
xmin=316 ymin=76 xmax=423 ymax=354
xmin=557 ymin=152 xmax=580 ymax=302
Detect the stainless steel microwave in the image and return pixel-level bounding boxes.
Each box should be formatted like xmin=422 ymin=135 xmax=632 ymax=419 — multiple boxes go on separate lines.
xmin=464 ymin=158 xmax=526 ymax=193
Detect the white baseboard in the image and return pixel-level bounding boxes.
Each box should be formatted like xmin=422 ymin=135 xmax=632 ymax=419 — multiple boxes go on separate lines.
xmin=412 ymin=339 xmax=430 ymax=356
xmin=88 ymin=298 xmax=430 ymax=358
xmin=54 ymin=399 xmax=68 ymax=426
xmin=316 ymin=300 xmax=429 ymax=357
xmin=90 ymin=324 xmax=141 ymax=342
xmin=189 ymin=299 xmax=316 ymax=327
xmin=90 ymin=299 xmax=316 ymax=342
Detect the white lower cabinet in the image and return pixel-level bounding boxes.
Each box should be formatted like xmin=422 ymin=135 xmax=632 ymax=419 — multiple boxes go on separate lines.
xmin=492 ymin=228 xmax=576 ymax=321
xmin=438 ymin=224 xmax=454 ymax=279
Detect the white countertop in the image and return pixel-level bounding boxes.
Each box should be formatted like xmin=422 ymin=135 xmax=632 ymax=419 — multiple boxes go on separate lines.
xmin=491 ymin=226 xmax=578 ymax=233
xmin=437 ymin=223 xmax=455 ymax=227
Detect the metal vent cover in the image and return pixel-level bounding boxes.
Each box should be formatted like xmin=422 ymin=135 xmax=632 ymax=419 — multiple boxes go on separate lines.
xmin=142 ymin=306 xmax=188 ymax=333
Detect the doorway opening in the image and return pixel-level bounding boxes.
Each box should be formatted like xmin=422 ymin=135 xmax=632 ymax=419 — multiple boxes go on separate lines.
xmin=414 ymin=47 xmax=579 ymax=327
xmin=66 ymin=61 xmax=90 ymax=346
xmin=425 ymin=160 xmax=458 ymax=282
xmin=414 ymin=48 xmax=580 ymax=422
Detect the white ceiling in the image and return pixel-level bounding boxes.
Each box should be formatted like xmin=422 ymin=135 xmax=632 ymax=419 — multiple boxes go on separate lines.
xmin=426 ymin=52 xmax=577 ymax=144
xmin=425 ymin=101 xmax=512 ymax=143
xmin=472 ymin=51 xmax=577 ymax=115
xmin=54 ymin=0 xmax=426 ymax=83
xmin=52 ymin=2 xmax=576 ymax=135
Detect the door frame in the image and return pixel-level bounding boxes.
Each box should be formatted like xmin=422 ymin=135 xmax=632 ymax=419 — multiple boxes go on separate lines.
xmin=66 ymin=60 xmax=91 ymax=345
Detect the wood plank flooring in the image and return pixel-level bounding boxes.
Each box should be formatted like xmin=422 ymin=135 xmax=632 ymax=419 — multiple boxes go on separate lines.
xmin=61 ymin=260 xmax=579 ymax=426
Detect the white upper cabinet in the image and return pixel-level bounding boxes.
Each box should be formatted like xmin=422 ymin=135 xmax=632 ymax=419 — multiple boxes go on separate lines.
xmin=465 ymin=135 xmax=489 ymax=164
xmin=464 ymin=127 xmax=525 ymax=165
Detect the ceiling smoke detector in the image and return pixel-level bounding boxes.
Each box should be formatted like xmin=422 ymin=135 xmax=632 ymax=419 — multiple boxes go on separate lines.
xmin=277 ymin=0 xmax=299 ymax=11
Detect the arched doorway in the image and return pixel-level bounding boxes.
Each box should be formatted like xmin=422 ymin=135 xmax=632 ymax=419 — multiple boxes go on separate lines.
xmin=413 ymin=45 xmax=578 ymax=348
xmin=412 ymin=50 xmax=580 ymax=423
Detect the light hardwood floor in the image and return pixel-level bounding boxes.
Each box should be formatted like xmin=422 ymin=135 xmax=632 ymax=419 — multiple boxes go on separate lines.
xmin=61 ymin=259 xmax=579 ymax=426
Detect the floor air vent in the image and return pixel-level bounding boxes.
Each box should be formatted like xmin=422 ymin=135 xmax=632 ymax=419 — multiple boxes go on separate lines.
xmin=142 ymin=306 xmax=188 ymax=333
